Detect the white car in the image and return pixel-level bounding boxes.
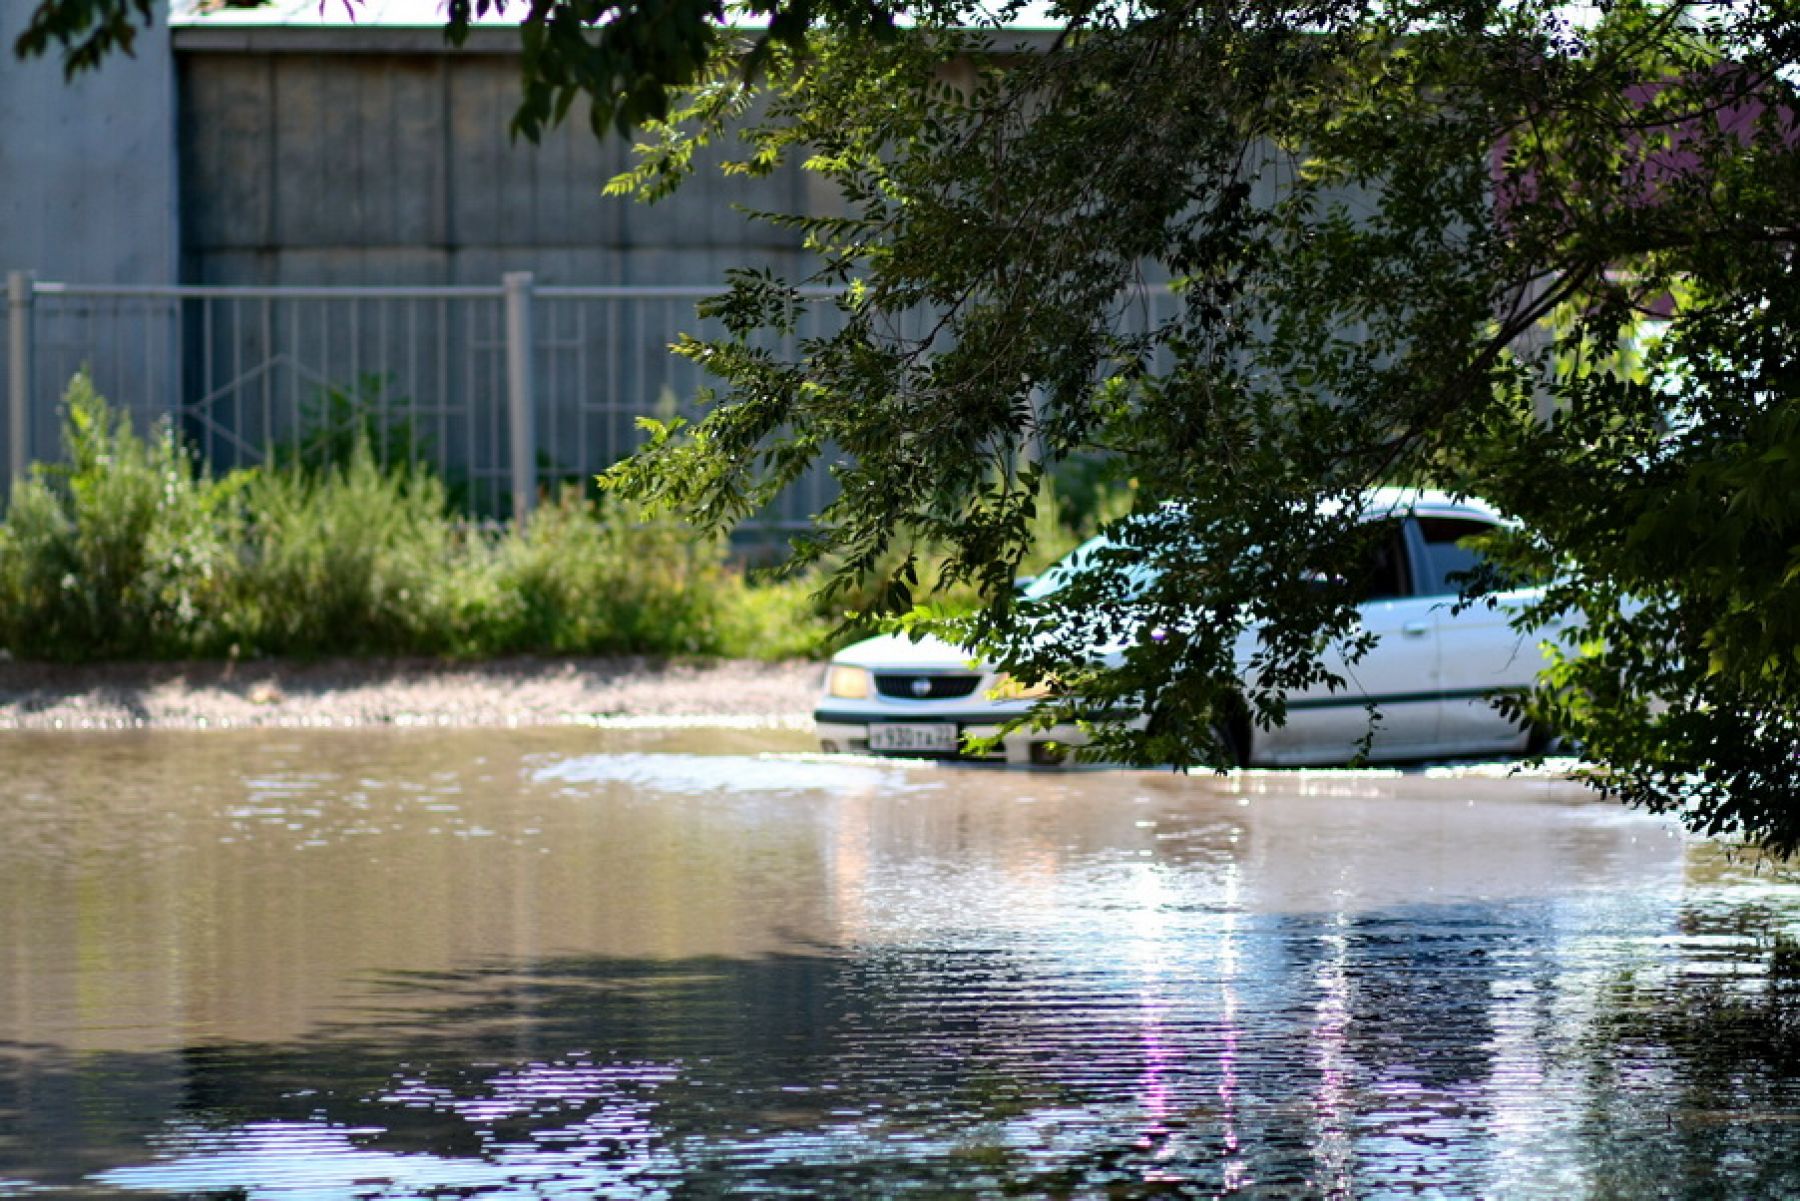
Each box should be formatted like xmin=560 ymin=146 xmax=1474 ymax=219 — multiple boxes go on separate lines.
xmin=813 ymin=490 xmax=1561 ymax=767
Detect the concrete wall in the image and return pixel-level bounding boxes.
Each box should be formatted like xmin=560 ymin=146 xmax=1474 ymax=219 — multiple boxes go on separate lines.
xmin=159 ymin=33 xmax=846 ymax=521
xmin=0 ymin=7 xmax=180 ymax=284
xmin=1 ymin=3 xmax=182 ymax=486
xmin=176 ymin=34 xmax=828 ymax=286
xmin=4 ymin=22 xmax=837 ymax=513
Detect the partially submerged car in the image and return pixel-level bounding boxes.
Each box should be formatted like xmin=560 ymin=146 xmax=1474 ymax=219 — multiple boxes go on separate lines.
xmin=813 ymin=490 xmax=1561 ymax=767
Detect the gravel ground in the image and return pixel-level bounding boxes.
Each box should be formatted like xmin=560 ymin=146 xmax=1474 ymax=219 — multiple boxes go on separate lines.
xmin=0 ymin=657 xmax=823 ymax=732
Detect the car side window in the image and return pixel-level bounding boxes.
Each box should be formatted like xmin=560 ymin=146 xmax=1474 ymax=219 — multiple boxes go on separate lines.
xmin=1415 ymin=517 xmax=1497 ymax=597
xmin=1350 ymin=521 xmax=1410 ymax=603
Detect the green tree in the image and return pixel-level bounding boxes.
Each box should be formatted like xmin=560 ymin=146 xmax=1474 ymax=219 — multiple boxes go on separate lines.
xmin=24 ymin=0 xmax=1800 ymax=851
xmin=605 ymin=2 xmax=1800 ymax=854
xmin=13 ymin=0 xmax=892 ymax=133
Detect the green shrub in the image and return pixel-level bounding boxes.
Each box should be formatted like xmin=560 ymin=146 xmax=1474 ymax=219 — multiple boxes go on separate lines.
xmin=807 ymin=472 xmax=1136 ymax=626
xmin=0 ymin=377 xmax=1114 ymax=665
xmin=273 ymin=373 xmax=431 ymax=475
xmin=0 ymin=372 xmax=240 ymax=659
xmin=447 ymin=490 xmax=829 ymax=659
xmin=230 ymin=445 xmax=457 ymax=656
xmin=710 ymin=574 xmax=834 ymax=660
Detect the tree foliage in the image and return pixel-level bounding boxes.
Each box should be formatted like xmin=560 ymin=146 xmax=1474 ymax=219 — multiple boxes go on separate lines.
xmin=603 ymin=0 xmax=1800 ymax=853
xmin=21 ymin=0 xmax=1800 ymax=851
xmin=14 ymin=0 xmax=896 ymax=135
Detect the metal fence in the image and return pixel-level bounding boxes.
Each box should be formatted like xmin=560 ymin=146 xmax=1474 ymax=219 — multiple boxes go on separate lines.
xmin=4 ymin=271 xmax=1192 ymax=530
xmin=2 ymin=271 xmax=847 ymax=530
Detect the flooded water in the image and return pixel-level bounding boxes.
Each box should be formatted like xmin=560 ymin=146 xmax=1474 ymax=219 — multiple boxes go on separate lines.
xmin=3 ymin=727 xmax=1799 ymax=1198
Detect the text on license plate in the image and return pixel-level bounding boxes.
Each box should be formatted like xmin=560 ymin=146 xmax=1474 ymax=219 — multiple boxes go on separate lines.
xmin=867 ymin=723 xmax=959 ymax=753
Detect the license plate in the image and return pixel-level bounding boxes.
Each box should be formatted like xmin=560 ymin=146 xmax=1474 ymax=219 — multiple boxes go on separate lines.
xmin=867 ymin=723 xmax=959 ymax=754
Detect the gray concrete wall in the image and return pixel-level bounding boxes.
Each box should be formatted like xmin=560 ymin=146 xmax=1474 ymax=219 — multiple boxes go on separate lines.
xmin=177 ymin=38 xmax=827 ymax=286
xmin=0 ymin=7 xmax=180 ymax=284
xmin=1 ymin=3 xmax=181 ymax=487
xmin=162 ymin=32 xmax=845 ymax=520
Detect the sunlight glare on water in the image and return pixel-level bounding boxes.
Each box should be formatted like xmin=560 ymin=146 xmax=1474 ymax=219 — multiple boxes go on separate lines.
xmin=531 ymin=750 xmax=933 ymax=796
xmin=2 ymin=726 xmax=1799 ymax=1198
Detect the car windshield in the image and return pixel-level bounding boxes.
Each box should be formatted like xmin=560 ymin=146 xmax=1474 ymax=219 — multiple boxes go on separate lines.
xmin=1020 ymin=512 xmax=1418 ymax=606
xmin=1019 ymin=496 xmax=1502 ymax=608
xmin=1021 ymin=533 xmax=1160 ymax=602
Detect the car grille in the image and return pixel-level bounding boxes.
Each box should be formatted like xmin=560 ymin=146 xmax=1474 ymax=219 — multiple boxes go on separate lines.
xmin=874 ymin=673 xmax=984 ymax=700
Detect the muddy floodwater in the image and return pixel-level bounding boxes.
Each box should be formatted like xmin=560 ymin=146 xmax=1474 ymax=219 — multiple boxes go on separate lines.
xmin=3 ymin=728 xmax=1800 ymax=1198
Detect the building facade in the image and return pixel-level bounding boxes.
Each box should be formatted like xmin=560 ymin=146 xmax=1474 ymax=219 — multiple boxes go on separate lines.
xmin=2 ymin=3 xmax=835 ymax=518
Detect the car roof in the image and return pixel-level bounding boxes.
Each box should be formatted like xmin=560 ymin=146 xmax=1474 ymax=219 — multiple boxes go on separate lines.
xmin=1360 ymin=488 xmax=1507 ymax=524
xmin=1023 ymin=489 xmax=1507 ymax=595
xmin=1063 ymin=489 xmax=1507 ymax=558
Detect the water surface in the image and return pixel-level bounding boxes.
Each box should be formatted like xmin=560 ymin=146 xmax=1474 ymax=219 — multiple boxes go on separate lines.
xmin=2 ymin=728 xmax=1798 ymax=1197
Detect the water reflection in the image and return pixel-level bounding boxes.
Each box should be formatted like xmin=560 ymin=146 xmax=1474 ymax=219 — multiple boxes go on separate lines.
xmin=1 ymin=728 xmax=1797 ymax=1197
xmin=532 ymin=751 xmax=929 ymax=797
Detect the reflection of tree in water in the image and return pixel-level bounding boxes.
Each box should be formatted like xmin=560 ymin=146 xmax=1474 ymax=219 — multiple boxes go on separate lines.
xmin=0 ymin=1038 xmax=194 ymax=1189
xmin=1572 ymin=902 xmax=1800 ymax=1199
xmin=1334 ymin=910 xmax=1510 ymax=1086
xmin=6 ymin=948 xmax=1340 ymax=1194
xmin=1301 ymin=906 xmax=1518 ymax=1191
xmin=7 ymin=911 xmax=1800 ymax=1197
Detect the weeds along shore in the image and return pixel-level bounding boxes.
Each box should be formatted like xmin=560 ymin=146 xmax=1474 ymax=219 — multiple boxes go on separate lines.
xmin=1 ymin=373 xmax=1117 ymax=667
xmin=0 ymin=373 xmax=829 ymax=663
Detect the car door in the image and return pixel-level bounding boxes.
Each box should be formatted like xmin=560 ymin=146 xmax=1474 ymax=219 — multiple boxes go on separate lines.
xmin=1257 ymin=520 xmax=1443 ymax=765
xmin=1410 ymin=514 xmax=1539 ymax=755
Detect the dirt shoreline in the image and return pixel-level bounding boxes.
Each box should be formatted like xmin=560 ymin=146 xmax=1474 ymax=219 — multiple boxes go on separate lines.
xmin=0 ymin=656 xmax=823 ymax=732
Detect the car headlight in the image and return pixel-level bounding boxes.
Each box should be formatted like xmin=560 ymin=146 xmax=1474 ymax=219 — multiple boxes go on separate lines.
xmin=988 ymin=672 xmax=1054 ymax=701
xmin=826 ymin=664 xmax=870 ymax=700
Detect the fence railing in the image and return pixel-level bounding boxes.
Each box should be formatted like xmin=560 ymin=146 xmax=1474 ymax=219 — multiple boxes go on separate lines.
xmin=2 ymin=271 xmax=847 ymax=530
xmin=5 ymin=271 xmax=1191 ymax=529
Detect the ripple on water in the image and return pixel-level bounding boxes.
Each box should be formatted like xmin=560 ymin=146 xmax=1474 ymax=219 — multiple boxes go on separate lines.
xmin=58 ymin=909 xmax=1800 ymax=1198
xmin=5 ymin=732 xmax=1800 ymax=1199
xmin=531 ymin=752 xmax=930 ymax=797
xmin=91 ymin=1117 xmax=676 ymax=1199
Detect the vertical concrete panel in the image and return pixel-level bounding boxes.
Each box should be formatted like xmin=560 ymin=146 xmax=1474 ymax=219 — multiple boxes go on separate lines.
xmin=445 ymin=58 xmax=512 ymax=253
xmin=180 ymin=42 xmax=824 ymax=288
xmin=531 ymin=119 xmax=577 ymax=249
xmin=0 ymin=6 xmax=179 ymax=284
xmin=386 ymin=59 xmax=449 ymax=247
xmin=343 ymin=55 xmax=446 ymax=248
xmin=351 ymin=61 xmax=390 ymax=245
xmin=180 ymin=57 xmax=277 ymax=261
xmin=271 ymin=56 xmax=364 ymax=246
xmin=0 ymin=3 xmax=179 ymax=480
xmin=522 ymin=113 xmax=632 ymax=259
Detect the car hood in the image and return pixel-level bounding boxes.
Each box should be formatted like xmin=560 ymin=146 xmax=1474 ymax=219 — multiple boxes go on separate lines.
xmin=832 ymin=631 xmax=986 ymax=671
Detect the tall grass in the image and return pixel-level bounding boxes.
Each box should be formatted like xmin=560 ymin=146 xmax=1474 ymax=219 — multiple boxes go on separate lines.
xmin=445 ymin=490 xmax=822 ymax=659
xmin=0 ymin=374 xmax=1124 ymax=664
xmin=0 ymin=374 xmax=829 ymax=663
xmin=0 ymin=373 xmax=242 ymax=658
xmin=231 ymin=447 xmax=457 ymax=656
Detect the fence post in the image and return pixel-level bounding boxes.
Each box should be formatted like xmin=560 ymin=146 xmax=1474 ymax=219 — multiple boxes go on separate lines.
xmin=6 ymin=270 xmax=33 ymax=500
xmin=503 ymin=271 xmax=537 ymax=523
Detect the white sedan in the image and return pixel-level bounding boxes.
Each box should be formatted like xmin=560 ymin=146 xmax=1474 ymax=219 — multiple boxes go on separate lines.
xmin=813 ymin=491 xmax=1562 ymax=767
